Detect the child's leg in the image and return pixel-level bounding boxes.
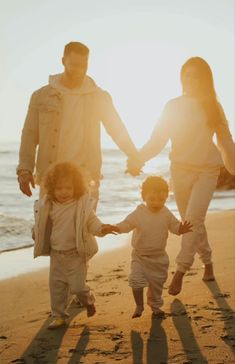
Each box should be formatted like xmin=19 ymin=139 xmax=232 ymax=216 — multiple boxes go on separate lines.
xmin=49 ymin=254 xmax=69 ymax=319
xmin=129 ymin=253 xmax=148 ymax=318
xmin=66 ymin=254 xmax=96 ymax=317
xmin=146 ymin=255 xmax=169 ymax=316
xmin=132 ymin=288 xmax=144 ymax=318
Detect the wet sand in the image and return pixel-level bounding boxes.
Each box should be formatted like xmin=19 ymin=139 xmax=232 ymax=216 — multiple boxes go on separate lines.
xmin=0 ymin=210 xmax=234 ymax=363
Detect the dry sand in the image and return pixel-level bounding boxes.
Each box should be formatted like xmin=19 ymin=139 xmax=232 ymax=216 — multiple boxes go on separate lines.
xmin=0 ymin=210 xmax=235 ymax=363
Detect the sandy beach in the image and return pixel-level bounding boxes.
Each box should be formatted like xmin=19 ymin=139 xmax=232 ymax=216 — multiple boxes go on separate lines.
xmin=0 ymin=210 xmax=234 ymax=363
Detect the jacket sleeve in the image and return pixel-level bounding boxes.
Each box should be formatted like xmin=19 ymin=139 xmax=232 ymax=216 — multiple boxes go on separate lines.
xmin=17 ymin=91 xmax=39 ymax=174
xmin=87 ymin=210 xmax=103 ymax=236
xmin=99 ymin=91 xmax=139 ymax=159
xmin=216 ymin=104 xmax=235 ymax=175
xmin=139 ymin=101 xmax=172 ymax=163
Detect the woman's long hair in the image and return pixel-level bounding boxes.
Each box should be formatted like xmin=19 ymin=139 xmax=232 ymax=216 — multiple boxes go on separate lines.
xmin=180 ymin=57 xmax=222 ymax=131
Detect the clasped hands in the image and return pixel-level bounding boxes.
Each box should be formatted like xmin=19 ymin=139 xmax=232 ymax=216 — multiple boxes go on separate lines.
xmin=101 ymin=224 xmax=120 ymax=235
xmin=125 ymin=155 xmax=143 ymax=176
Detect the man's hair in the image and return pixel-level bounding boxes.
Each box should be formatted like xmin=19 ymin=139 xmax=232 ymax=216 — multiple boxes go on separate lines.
xmin=63 ymin=42 xmax=89 ymax=57
xmin=43 ymin=162 xmax=87 ymax=201
xmin=141 ymin=176 xmax=169 ymax=199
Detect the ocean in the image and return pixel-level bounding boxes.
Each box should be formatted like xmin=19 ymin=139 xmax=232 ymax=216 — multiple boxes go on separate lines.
xmin=0 ymin=141 xmax=234 ymax=254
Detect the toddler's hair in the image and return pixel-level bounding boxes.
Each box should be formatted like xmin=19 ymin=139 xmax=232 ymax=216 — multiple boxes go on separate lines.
xmin=141 ymin=176 xmax=169 ymax=199
xmin=43 ymin=162 xmax=87 ymax=201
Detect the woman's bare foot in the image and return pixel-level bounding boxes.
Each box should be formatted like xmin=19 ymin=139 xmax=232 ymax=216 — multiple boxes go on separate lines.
xmin=202 ymin=263 xmax=215 ymax=281
xmin=152 ymin=308 xmax=165 ymax=318
xmin=168 ymin=271 xmax=184 ymax=295
xmin=87 ymin=303 xmax=96 ymax=317
xmin=132 ymin=305 xmax=144 ymax=319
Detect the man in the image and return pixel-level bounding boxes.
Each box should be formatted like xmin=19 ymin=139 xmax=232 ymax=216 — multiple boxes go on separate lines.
xmin=17 ymin=41 xmax=141 ymax=198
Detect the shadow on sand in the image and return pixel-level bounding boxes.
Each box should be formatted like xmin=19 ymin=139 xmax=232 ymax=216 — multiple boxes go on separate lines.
xmin=20 ymin=303 xmax=89 ymax=364
xmin=203 ymin=279 xmax=235 ymax=354
xmin=131 ymin=316 xmax=168 ymax=364
xmin=171 ymin=299 xmax=208 ymax=363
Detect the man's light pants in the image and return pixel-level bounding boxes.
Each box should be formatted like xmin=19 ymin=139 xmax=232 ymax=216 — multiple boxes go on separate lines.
xmin=171 ymin=166 xmax=220 ymax=273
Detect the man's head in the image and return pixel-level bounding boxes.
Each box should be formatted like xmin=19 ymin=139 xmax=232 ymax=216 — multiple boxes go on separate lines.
xmin=62 ymin=41 xmax=89 ymax=87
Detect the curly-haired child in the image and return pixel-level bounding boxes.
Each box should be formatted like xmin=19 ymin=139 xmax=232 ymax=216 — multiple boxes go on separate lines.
xmin=33 ymin=162 xmax=109 ymax=329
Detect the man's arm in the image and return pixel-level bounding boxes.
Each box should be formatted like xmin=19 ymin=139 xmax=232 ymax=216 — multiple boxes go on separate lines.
xmin=99 ymin=91 xmax=142 ymax=171
xmin=17 ymin=92 xmax=39 ymax=196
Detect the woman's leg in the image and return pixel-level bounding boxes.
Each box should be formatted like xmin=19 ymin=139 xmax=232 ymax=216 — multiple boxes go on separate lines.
xmin=169 ymin=168 xmax=219 ymax=294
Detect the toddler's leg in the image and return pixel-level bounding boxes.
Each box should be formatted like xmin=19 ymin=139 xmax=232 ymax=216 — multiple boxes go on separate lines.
xmin=132 ymin=288 xmax=144 ymax=318
xmin=129 ymin=255 xmax=148 ymax=319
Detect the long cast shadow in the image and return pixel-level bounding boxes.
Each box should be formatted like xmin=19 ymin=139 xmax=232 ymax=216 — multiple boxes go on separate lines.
xmin=68 ymin=326 xmax=90 ymax=364
xmin=203 ymin=280 xmax=235 ymax=354
xmin=20 ymin=303 xmax=87 ymax=364
xmin=131 ymin=316 xmax=168 ymax=364
xmin=171 ymin=299 xmax=208 ymax=363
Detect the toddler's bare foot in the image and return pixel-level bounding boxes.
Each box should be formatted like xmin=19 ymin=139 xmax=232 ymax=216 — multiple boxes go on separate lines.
xmin=168 ymin=271 xmax=184 ymax=295
xmin=87 ymin=303 xmax=96 ymax=317
xmin=132 ymin=305 xmax=144 ymax=319
xmin=202 ymin=263 xmax=215 ymax=281
xmin=152 ymin=308 xmax=165 ymax=318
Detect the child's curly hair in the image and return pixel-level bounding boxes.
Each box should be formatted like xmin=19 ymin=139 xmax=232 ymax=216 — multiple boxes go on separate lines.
xmin=43 ymin=162 xmax=87 ymax=201
xmin=141 ymin=176 xmax=169 ymax=199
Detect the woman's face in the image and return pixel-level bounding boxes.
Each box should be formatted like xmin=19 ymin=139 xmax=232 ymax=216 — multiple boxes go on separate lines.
xmin=182 ymin=65 xmax=201 ymax=96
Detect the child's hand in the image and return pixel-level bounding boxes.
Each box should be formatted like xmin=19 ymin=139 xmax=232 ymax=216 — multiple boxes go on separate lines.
xmin=101 ymin=224 xmax=120 ymax=235
xmin=179 ymin=221 xmax=193 ymax=234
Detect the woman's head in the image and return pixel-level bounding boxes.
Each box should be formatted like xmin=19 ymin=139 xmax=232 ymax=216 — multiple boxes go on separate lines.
xmin=181 ymin=56 xmax=222 ymax=130
xmin=43 ymin=162 xmax=87 ymax=202
xmin=180 ymin=57 xmax=216 ymax=98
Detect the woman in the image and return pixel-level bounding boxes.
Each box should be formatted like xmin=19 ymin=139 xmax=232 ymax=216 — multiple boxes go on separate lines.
xmin=133 ymin=57 xmax=235 ymax=295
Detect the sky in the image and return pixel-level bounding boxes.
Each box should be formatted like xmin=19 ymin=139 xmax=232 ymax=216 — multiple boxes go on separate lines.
xmin=0 ymin=0 xmax=234 ymax=148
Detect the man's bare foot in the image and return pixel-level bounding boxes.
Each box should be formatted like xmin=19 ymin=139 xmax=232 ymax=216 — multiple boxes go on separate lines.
xmin=168 ymin=271 xmax=184 ymax=295
xmin=87 ymin=303 xmax=96 ymax=317
xmin=132 ymin=305 xmax=144 ymax=319
xmin=152 ymin=308 xmax=165 ymax=318
xmin=202 ymin=263 xmax=215 ymax=281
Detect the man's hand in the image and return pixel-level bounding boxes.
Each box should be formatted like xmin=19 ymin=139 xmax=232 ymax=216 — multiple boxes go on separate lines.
xmin=126 ymin=156 xmax=143 ymax=177
xmin=101 ymin=224 xmax=120 ymax=235
xmin=178 ymin=221 xmax=193 ymax=235
xmin=18 ymin=171 xmax=35 ymax=197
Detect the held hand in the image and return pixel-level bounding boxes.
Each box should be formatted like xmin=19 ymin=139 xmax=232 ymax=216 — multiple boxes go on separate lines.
xmin=18 ymin=172 xmax=35 ymax=197
xmin=101 ymin=224 xmax=120 ymax=235
xmin=179 ymin=220 xmax=193 ymax=235
xmin=126 ymin=156 xmax=143 ymax=177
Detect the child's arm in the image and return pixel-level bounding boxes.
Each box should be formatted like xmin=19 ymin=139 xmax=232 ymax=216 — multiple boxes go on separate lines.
xmin=100 ymin=210 xmax=138 ymax=235
xmin=168 ymin=210 xmax=193 ymax=235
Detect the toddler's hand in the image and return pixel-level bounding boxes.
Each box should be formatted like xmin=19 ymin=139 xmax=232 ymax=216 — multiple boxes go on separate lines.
xmin=101 ymin=224 xmax=120 ymax=235
xmin=179 ymin=221 xmax=193 ymax=235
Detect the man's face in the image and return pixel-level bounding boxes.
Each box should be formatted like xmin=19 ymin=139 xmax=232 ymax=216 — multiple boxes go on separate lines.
xmin=62 ymin=51 xmax=88 ymax=86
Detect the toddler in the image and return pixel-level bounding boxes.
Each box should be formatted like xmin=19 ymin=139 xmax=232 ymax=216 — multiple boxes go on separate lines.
xmin=106 ymin=176 xmax=192 ymax=318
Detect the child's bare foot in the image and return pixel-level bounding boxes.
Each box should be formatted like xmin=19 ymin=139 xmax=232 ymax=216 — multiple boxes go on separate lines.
xmin=132 ymin=305 xmax=144 ymax=319
xmin=152 ymin=308 xmax=165 ymax=318
xmin=168 ymin=271 xmax=184 ymax=295
xmin=87 ymin=303 xmax=96 ymax=317
xmin=202 ymin=263 xmax=215 ymax=281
